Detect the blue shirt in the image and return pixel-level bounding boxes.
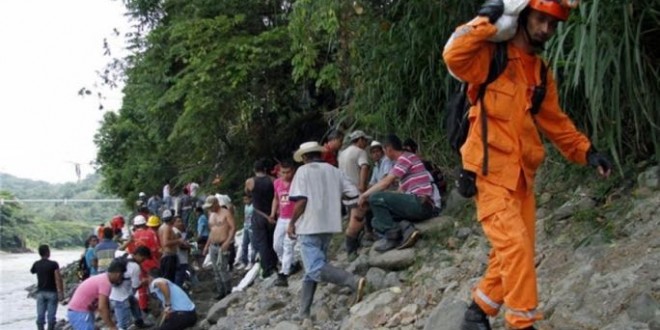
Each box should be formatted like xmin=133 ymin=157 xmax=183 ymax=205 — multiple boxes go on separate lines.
xmin=85 ymin=247 xmax=97 ymax=275
xmin=196 ymin=214 xmax=209 ymax=238
xmin=95 ymin=239 xmax=119 ymax=273
xmin=149 ymin=278 xmax=195 ymax=312
xmin=370 ymin=158 xmax=395 ymax=186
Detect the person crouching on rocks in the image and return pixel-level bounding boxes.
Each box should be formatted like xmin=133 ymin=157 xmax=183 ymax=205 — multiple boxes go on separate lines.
xmin=146 ymin=268 xmax=198 ymax=330
xmin=66 ymin=259 xmax=126 ymax=330
xmin=288 ymin=141 xmax=367 ymax=322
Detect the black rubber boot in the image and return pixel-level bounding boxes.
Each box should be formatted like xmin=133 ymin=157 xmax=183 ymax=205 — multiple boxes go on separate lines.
xmin=345 ymin=235 xmax=360 ymax=254
xmin=319 ymin=264 xmax=366 ymax=304
xmin=374 ymin=228 xmax=402 ymax=252
xmin=461 ymin=301 xmax=492 ymax=330
xmin=274 ymin=273 xmax=289 ymax=287
xmin=298 ymin=281 xmax=317 ymax=319
xmin=399 ymin=223 xmax=420 ymax=249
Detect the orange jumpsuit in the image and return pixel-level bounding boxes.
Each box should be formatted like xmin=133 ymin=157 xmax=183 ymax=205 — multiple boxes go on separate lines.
xmin=443 ymin=17 xmax=591 ymax=329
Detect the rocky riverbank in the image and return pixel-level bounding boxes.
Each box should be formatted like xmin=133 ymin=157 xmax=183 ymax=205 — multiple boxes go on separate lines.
xmin=33 ymin=165 xmax=659 ymax=330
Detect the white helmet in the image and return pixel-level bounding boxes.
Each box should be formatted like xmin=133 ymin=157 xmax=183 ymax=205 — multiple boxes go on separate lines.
xmin=133 ymin=215 xmax=147 ymax=226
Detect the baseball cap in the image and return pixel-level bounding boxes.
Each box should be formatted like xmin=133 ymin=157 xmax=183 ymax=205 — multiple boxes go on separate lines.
xmin=203 ymin=195 xmax=218 ymax=209
xmin=348 ymin=130 xmax=372 ymax=142
xmin=370 ymin=140 xmax=383 ymax=150
xmin=161 ymin=209 xmax=173 ymax=222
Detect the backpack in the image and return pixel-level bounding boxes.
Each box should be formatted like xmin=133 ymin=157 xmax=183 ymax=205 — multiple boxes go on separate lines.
xmin=77 ymin=253 xmax=90 ymax=281
xmin=422 ymin=160 xmax=447 ymax=195
xmin=445 ymin=42 xmax=548 ymax=175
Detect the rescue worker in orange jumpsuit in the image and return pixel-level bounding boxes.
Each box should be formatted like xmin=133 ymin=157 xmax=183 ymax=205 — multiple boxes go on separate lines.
xmin=443 ymin=0 xmax=612 ymax=329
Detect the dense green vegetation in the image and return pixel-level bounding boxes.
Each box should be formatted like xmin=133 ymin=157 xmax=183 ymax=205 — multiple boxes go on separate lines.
xmin=95 ymin=0 xmax=659 ymax=201
xmin=0 ymin=173 xmax=128 ymax=251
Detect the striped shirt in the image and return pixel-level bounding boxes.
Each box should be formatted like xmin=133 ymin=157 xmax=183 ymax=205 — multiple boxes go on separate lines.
xmin=389 ymin=152 xmax=433 ymax=197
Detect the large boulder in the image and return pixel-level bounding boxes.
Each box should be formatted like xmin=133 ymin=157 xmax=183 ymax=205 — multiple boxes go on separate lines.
xmin=368 ymin=247 xmax=415 ymax=270
xmin=205 ymin=293 xmax=242 ymax=324
xmin=424 ymin=298 xmax=467 ymax=330
xmin=415 ymin=215 xmax=455 ymax=235
xmin=365 ymin=267 xmax=387 ymax=289
xmin=341 ymin=288 xmax=400 ymax=329
xmin=272 ymin=321 xmax=302 ymax=330
xmin=638 ymin=165 xmax=659 ymax=190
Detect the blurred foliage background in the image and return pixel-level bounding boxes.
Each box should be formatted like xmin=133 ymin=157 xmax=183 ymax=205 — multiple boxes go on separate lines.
xmin=94 ymin=0 xmax=659 ymax=202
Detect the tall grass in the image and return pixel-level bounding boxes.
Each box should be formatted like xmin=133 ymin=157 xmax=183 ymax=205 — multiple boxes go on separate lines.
xmin=297 ymin=0 xmax=659 ymax=168
xmin=547 ymin=0 xmax=659 ymax=165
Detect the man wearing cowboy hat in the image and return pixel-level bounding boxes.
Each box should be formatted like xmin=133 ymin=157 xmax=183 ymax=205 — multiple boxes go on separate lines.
xmin=288 ymin=141 xmax=367 ymax=322
xmin=369 ymin=140 xmax=395 ymax=188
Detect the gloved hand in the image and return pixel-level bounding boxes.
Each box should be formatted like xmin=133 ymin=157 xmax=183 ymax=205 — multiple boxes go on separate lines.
xmin=503 ymin=0 xmax=529 ymax=15
xmin=488 ymin=0 xmax=529 ymax=42
xmin=456 ymin=169 xmax=478 ymax=198
xmin=587 ymin=147 xmax=612 ymax=177
xmin=478 ymin=0 xmax=505 ymax=23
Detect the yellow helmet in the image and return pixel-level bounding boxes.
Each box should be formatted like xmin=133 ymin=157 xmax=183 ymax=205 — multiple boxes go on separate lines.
xmin=146 ymin=215 xmax=161 ymax=227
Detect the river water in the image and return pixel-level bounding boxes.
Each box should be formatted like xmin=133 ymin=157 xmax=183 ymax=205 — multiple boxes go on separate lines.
xmin=0 ymin=249 xmax=81 ymax=330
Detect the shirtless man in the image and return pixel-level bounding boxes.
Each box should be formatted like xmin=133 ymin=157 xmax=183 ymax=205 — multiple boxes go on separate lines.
xmin=202 ymin=195 xmax=236 ymax=299
xmin=158 ymin=209 xmax=182 ymax=283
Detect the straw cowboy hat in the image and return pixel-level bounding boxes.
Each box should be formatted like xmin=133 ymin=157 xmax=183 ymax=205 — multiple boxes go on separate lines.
xmin=293 ymin=141 xmax=325 ymax=162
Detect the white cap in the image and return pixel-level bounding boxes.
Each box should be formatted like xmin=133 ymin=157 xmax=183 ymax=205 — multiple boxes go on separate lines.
xmin=161 ymin=209 xmax=173 ymax=221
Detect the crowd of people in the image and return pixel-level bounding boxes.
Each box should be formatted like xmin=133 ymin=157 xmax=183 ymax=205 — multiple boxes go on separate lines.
xmin=30 ymin=129 xmax=446 ymax=330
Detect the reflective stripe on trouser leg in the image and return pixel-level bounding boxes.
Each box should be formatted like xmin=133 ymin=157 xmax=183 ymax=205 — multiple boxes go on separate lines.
xmin=474 ymin=177 xmax=539 ymax=329
xmin=474 ymin=288 xmax=502 ymax=316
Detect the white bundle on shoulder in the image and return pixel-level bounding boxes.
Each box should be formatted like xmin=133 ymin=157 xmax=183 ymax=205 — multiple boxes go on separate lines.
xmin=488 ymin=0 xmax=529 ymax=42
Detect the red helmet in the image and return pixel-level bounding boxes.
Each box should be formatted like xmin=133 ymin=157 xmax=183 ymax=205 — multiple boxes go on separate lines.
xmin=528 ymin=0 xmax=571 ymax=21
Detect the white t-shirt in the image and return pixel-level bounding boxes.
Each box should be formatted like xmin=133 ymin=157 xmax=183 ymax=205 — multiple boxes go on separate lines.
xmin=289 ymin=162 xmax=359 ymax=235
xmin=163 ymin=184 xmax=171 ymax=199
xmin=109 ymin=260 xmax=141 ymax=301
xmin=189 ymin=182 xmax=199 ymax=197
xmin=338 ymin=145 xmax=369 ymax=186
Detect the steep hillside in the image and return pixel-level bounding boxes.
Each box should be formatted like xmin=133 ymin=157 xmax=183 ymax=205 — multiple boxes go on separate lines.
xmin=195 ymin=164 xmax=659 ymax=330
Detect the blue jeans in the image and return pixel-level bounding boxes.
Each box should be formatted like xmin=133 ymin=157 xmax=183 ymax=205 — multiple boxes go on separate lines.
xmin=111 ymin=296 xmax=142 ymax=329
xmin=36 ymin=291 xmax=58 ymax=328
xmin=298 ymin=234 xmax=332 ymax=283
xmin=67 ymin=309 xmax=94 ymax=330
xmin=175 ymin=263 xmax=189 ymax=287
xmin=240 ymin=228 xmax=257 ymax=265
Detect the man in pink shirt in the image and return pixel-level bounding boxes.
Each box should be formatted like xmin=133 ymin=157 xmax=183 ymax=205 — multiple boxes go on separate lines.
xmin=269 ymin=160 xmax=297 ymax=287
xmin=66 ymin=260 xmax=125 ymax=330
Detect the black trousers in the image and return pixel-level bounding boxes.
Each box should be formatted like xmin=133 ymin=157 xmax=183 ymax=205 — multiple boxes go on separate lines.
xmin=251 ymin=214 xmax=278 ymax=276
xmin=159 ymin=310 xmax=197 ymax=330
xmin=160 ymin=255 xmax=178 ymax=283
